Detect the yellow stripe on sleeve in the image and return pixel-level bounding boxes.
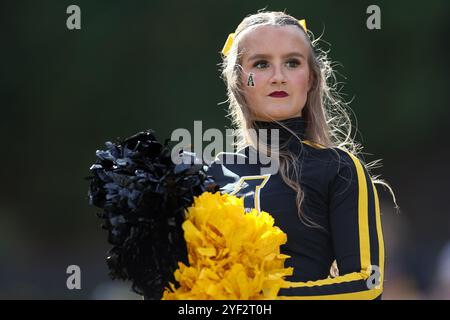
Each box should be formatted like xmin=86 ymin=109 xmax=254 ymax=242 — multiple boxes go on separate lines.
xmin=344 ymin=150 xmax=372 ymax=277
xmin=372 ymin=180 xmax=385 ymax=289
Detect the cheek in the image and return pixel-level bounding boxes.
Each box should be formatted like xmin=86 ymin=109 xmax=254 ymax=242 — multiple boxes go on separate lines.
xmin=292 ymin=69 xmax=311 ymax=90
xmin=242 ymin=72 xmax=265 ymax=99
xmin=243 ymin=71 xmax=265 ymax=88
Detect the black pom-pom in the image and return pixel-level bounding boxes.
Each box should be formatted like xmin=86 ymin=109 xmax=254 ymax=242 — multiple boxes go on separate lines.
xmin=87 ymin=129 xmax=218 ymax=299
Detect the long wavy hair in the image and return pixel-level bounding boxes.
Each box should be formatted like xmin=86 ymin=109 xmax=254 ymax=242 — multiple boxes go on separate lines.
xmin=219 ymin=10 xmax=399 ymax=229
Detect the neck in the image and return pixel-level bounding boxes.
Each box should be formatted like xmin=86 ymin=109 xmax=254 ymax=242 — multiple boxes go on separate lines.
xmin=252 ymin=116 xmax=307 ymax=149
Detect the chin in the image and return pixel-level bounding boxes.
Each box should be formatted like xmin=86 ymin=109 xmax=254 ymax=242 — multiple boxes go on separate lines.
xmin=262 ymin=107 xmax=301 ymax=120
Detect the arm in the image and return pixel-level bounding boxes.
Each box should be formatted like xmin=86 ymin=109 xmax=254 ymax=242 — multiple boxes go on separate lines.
xmin=279 ymin=149 xmax=385 ymax=300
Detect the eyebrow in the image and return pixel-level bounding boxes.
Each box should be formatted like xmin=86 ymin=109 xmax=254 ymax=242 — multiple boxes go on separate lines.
xmin=247 ymin=52 xmax=306 ymax=62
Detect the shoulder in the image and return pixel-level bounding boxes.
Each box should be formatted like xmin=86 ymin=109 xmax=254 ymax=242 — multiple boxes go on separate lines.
xmin=300 ymin=140 xmax=350 ymax=168
xmin=301 ymin=139 xmax=328 ymax=150
xmin=325 ymin=147 xmax=370 ymax=194
xmin=301 ymin=139 xmax=340 ymax=162
xmin=302 ymin=140 xmax=363 ymax=167
xmin=300 ymin=141 xmax=367 ymax=184
xmin=330 ymin=147 xmax=367 ymax=176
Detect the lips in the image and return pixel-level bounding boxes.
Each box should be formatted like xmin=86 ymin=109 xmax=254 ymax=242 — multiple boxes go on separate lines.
xmin=269 ymin=91 xmax=288 ymax=98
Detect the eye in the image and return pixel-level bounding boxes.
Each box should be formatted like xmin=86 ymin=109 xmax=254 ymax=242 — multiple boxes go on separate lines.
xmin=286 ymin=59 xmax=300 ymax=68
xmin=253 ymin=60 xmax=269 ymax=69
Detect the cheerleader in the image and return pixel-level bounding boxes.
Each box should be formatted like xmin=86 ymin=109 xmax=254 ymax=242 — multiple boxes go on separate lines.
xmin=207 ymin=10 xmax=398 ymax=299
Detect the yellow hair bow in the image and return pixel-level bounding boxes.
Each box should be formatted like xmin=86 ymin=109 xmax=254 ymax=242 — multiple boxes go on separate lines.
xmin=221 ymin=19 xmax=307 ymax=57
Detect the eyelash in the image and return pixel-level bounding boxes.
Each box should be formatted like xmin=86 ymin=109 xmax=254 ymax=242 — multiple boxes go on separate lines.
xmin=253 ymin=59 xmax=301 ymax=69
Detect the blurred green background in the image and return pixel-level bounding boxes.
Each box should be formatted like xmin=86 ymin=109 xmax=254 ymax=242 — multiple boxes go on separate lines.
xmin=1 ymin=0 xmax=449 ymax=299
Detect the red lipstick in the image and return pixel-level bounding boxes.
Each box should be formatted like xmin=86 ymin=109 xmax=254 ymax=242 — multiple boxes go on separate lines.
xmin=269 ymin=91 xmax=288 ymax=98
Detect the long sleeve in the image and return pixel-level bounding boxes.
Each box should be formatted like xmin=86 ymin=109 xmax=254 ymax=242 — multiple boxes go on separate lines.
xmin=278 ymin=149 xmax=385 ymax=300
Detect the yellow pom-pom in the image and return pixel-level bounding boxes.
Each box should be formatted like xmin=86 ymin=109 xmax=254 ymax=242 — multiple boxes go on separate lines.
xmin=162 ymin=191 xmax=293 ymax=300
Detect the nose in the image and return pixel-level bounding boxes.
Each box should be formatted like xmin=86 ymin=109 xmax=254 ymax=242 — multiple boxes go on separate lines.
xmin=270 ymin=64 xmax=287 ymax=85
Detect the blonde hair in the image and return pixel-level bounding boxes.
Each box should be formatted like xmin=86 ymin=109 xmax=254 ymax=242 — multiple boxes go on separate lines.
xmin=219 ymin=10 xmax=399 ymax=228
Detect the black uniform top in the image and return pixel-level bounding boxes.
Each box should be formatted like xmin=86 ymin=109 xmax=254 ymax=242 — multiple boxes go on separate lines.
xmin=206 ymin=116 xmax=385 ymax=299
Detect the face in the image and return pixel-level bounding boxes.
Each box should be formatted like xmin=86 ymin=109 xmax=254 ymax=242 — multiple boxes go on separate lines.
xmin=239 ymin=25 xmax=313 ymax=121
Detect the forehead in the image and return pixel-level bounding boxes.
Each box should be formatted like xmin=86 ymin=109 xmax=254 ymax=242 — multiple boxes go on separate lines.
xmin=239 ymin=25 xmax=309 ymax=58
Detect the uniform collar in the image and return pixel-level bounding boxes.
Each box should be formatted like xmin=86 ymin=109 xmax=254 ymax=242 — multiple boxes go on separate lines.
xmin=254 ymin=116 xmax=307 ymax=146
